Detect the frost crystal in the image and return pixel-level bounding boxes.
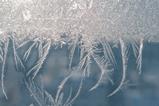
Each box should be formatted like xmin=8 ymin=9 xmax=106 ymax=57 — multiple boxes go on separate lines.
xmin=0 ymin=0 xmax=159 ymax=105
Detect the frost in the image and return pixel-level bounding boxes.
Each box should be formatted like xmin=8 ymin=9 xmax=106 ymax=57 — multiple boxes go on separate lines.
xmin=1 ymin=38 xmax=9 ymax=100
xmin=108 ymin=38 xmax=129 ymax=97
xmin=0 ymin=0 xmax=158 ymax=41
xmin=25 ymin=73 xmax=83 ymax=106
xmin=0 ymin=0 xmax=159 ymax=105
xmin=26 ymin=39 xmax=51 ymax=80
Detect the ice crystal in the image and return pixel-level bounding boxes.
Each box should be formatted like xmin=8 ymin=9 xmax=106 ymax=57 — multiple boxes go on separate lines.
xmin=0 ymin=0 xmax=159 ymax=105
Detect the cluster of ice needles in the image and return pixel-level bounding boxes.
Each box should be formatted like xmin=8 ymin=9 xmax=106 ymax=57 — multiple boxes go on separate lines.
xmin=0 ymin=0 xmax=159 ymax=106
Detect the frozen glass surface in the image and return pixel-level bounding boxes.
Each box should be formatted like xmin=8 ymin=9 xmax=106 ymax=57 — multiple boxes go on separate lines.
xmin=0 ymin=40 xmax=159 ymax=106
xmin=0 ymin=0 xmax=159 ymax=106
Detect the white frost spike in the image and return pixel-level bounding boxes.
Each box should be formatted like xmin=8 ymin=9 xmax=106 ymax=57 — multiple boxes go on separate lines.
xmin=16 ymin=40 xmax=30 ymax=49
xmin=89 ymin=53 xmax=112 ymax=91
xmin=79 ymin=47 xmax=93 ymax=77
xmin=89 ymin=71 xmax=104 ymax=91
xmin=66 ymin=77 xmax=84 ymax=106
xmin=89 ymin=40 xmax=115 ymax=91
xmin=85 ymin=55 xmax=92 ymax=77
xmin=56 ymin=72 xmax=83 ymax=106
xmin=44 ymin=91 xmax=55 ymax=106
xmin=64 ymin=88 xmax=73 ymax=106
xmin=55 ymin=75 xmax=71 ymax=103
xmin=23 ymin=41 xmax=37 ymax=62
xmin=25 ymin=81 xmax=43 ymax=106
xmin=68 ymin=36 xmax=79 ymax=69
xmin=137 ymin=39 xmax=144 ymax=74
xmin=0 ymin=43 xmax=3 ymax=63
xmin=11 ymin=36 xmax=25 ymax=72
xmin=131 ymin=38 xmax=144 ymax=74
xmin=26 ymin=39 xmax=51 ymax=80
xmin=1 ymin=39 xmax=9 ymax=99
xmin=38 ymin=41 xmax=43 ymax=58
xmin=107 ymin=38 xmax=129 ymax=97
xmin=101 ymin=39 xmax=117 ymax=68
xmin=57 ymin=92 xmax=64 ymax=106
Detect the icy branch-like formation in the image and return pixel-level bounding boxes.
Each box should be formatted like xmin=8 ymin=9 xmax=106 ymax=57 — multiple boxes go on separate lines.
xmin=0 ymin=0 xmax=159 ymax=105
xmin=1 ymin=38 xmax=9 ymax=100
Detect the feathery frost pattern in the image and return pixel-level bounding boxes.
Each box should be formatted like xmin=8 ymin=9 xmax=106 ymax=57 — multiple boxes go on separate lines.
xmin=0 ymin=0 xmax=159 ymax=105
